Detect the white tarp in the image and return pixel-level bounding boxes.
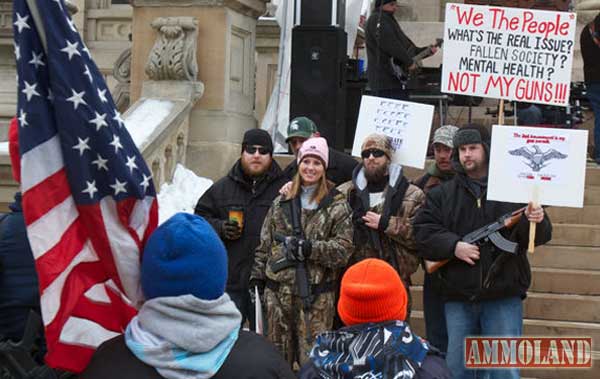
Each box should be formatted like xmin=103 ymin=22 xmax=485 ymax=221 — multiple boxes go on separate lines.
xmin=261 ymin=0 xmax=366 ymax=151
xmin=351 ymin=95 xmax=434 ymax=169
xmin=441 ymin=3 xmax=577 ymax=106
xmin=488 ymin=125 xmax=587 ymax=208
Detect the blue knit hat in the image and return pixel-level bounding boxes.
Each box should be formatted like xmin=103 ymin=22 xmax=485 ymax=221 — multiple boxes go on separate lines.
xmin=141 ymin=213 xmax=228 ymax=300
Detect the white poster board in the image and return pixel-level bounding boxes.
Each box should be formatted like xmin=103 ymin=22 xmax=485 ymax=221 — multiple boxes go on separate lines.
xmin=352 ymin=95 xmax=434 ymax=169
xmin=441 ymin=3 xmax=576 ymax=106
xmin=488 ymin=125 xmax=587 ymax=208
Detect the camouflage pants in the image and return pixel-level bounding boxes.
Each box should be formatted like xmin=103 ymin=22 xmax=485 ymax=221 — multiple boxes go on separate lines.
xmin=264 ymin=286 xmax=335 ymax=367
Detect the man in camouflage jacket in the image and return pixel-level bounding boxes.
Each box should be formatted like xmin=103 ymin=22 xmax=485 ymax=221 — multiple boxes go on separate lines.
xmin=338 ymin=134 xmax=425 ymax=306
xmin=250 ymin=187 xmax=353 ymax=367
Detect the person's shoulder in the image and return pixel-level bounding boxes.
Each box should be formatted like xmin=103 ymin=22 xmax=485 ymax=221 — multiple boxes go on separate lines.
xmin=417 ymin=353 xmax=452 ymax=379
xmin=81 ymin=335 xmax=163 ymax=379
xmin=219 ymin=331 xmax=295 ymax=378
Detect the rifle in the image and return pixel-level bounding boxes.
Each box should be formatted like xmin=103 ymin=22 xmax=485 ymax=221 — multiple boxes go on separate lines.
xmin=424 ymin=206 xmax=526 ymax=274
xmin=273 ymin=198 xmax=313 ymax=344
xmin=0 ymin=311 xmax=58 ymax=379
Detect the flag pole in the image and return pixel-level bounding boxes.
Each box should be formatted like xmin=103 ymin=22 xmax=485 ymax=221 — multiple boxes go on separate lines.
xmin=24 ymin=0 xmax=47 ymax=53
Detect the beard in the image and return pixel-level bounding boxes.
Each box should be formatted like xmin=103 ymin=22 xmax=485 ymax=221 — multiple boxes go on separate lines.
xmin=364 ymin=162 xmax=389 ymax=184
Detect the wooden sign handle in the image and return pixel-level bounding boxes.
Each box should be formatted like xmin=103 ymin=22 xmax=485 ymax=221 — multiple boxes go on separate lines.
xmin=498 ymin=99 xmax=505 ymax=125
xmin=528 ymin=187 xmax=539 ymax=254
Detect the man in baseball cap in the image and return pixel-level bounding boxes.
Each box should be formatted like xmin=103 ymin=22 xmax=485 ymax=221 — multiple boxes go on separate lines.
xmin=283 ymin=116 xmax=357 ymax=185
xmin=412 ymin=124 xmax=458 ymax=354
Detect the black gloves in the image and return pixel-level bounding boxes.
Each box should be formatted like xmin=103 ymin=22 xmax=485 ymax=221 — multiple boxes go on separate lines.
xmin=282 ymin=236 xmax=312 ymax=262
xmin=222 ymin=220 xmax=242 ymax=240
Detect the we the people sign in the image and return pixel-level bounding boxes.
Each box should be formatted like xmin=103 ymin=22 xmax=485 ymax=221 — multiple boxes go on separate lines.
xmin=441 ymin=3 xmax=576 ymax=106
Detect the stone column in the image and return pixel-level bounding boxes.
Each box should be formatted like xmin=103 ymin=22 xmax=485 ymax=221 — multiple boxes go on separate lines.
xmin=130 ymin=0 xmax=267 ymax=180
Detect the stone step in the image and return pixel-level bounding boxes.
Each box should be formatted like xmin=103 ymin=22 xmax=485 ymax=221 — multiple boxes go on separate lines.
xmin=585 ymin=164 xmax=600 ymax=187
xmin=547 ymin=206 xmax=600 ymax=224
xmin=411 ymin=311 xmax=600 ymax=378
xmin=411 ymin=266 xmax=600 ymax=295
xmin=530 ymin=245 xmax=600 ymax=270
xmin=549 ymin=224 xmax=600 ymax=247
xmin=410 ymin=287 xmax=600 ymax=323
xmin=582 ymin=186 xmax=600 ymax=205
xmin=410 ymin=311 xmax=600 ymax=352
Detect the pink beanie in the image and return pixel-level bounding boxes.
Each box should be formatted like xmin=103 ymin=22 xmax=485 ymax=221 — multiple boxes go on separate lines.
xmin=297 ymin=137 xmax=329 ymax=169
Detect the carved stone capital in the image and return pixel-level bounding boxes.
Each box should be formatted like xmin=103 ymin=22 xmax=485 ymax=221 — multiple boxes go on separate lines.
xmin=145 ymin=17 xmax=199 ymax=81
xmin=114 ymin=47 xmax=132 ymax=83
xmin=131 ymin=0 xmax=267 ymax=18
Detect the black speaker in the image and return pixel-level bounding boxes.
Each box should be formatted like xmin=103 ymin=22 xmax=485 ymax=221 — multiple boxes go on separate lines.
xmin=290 ymin=26 xmax=347 ymax=150
xmin=297 ymin=0 xmax=346 ymax=27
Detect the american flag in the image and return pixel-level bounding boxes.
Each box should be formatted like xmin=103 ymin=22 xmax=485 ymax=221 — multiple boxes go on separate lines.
xmin=13 ymin=0 xmax=158 ymax=372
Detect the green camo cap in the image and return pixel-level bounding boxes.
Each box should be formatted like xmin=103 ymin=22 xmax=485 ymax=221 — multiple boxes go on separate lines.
xmin=286 ymin=117 xmax=318 ymax=142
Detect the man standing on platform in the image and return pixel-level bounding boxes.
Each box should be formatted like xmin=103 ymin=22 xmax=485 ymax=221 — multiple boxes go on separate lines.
xmin=365 ymin=0 xmax=436 ymax=100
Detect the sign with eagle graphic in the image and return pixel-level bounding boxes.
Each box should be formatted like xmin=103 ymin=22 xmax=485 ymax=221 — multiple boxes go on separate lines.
xmin=488 ymin=125 xmax=587 ymax=207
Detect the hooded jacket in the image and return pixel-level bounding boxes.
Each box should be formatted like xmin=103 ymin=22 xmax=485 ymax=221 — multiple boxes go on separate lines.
xmin=412 ymin=162 xmax=454 ymax=194
xmin=413 ymin=141 xmax=553 ymax=302
xmin=298 ymin=321 xmax=450 ymax=379
xmin=337 ymin=163 xmax=425 ymax=282
xmin=195 ymin=159 xmax=288 ymax=292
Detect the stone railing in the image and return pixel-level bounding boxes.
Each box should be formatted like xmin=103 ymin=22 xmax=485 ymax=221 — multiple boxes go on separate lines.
xmin=124 ymin=16 xmax=203 ymax=188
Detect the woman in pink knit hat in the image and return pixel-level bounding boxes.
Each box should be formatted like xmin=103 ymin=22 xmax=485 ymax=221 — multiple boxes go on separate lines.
xmin=250 ymin=137 xmax=354 ymax=368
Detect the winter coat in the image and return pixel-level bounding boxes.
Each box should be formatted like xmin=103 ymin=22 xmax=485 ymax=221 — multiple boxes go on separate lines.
xmin=337 ymin=163 xmax=425 ymax=282
xmin=250 ymin=187 xmax=353 ymax=293
xmin=412 ymin=162 xmax=454 ymax=195
xmin=283 ymin=147 xmax=358 ymax=186
xmin=365 ymin=10 xmax=424 ymax=91
xmin=581 ymin=18 xmax=600 ymax=83
xmin=413 ymin=173 xmax=552 ymax=302
xmin=195 ymin=159 xmax=288 ymax=292
xmin=298 ymin=321 xmax=451 ymax=379
xmin=0 ymin=193 xmax=41 ymax=343
xmin=80 ymin=331 xmax=296 ymax=379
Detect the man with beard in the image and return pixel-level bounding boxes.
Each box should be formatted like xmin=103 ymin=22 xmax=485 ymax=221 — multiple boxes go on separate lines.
xmin=195 ymin=129 xmax=288 ymax=327
xmin=338 ymin=134 xmax=425 ymax=313
xmin=413 ymin=125 xmax=552 ymax=379
xmin=283 ymin=116 xmax=357 ymax=185
xmin=412 ymin=124 xmax=458 ymax=353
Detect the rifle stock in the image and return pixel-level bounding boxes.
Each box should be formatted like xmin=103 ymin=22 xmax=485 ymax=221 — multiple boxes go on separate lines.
xmin=423 ymin=206 xmax=526 ymax=274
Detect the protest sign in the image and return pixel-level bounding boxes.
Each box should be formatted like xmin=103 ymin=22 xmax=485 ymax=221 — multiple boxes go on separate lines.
xmin=441 ymin=3 xmax=577 ymax=106
xmin=488 ymin=125 xmax=587 ymax=208
xmin=352 ymin=95 xmax=434 ymax=169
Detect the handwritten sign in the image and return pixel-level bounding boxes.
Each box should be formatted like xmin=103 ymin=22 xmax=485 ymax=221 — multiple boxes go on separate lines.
xmin=441 ymin=3 xmax=577 ymax=106
xmin=488 ymin=125 xmax=587 ymax=207
xmin=352 ymin=95 xmax=434 ymax=169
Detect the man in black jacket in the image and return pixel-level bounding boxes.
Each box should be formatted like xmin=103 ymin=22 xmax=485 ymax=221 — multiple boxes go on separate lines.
xmin=413 ymin=125 xmax=552 ymax=379
xmin=283 ymin=116 xmax=357 ymax=185
xmin=195 ymin=129 xmax=287 ymax=327
xmin=365 ymin=0 xmax=435 ymax=100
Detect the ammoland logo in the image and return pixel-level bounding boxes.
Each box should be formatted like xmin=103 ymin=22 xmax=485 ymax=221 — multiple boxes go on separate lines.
xmin=465 ymin=337 xmax=592 ymax=368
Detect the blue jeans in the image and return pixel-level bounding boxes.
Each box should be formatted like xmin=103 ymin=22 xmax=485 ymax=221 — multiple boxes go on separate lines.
xmin=445 ymin=297 xmax=522 ymax=379
xmin=587 ymin=82 xmax=600 ymax=161
xmin=423 ymin=273 xmax=448 ymax=353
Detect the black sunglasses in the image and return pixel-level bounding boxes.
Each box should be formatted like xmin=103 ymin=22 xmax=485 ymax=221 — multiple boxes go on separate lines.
xmin=244 ymin=146 xmax=271 ymax=155
xmin=361 ymin=149 xmax=386 ymax=159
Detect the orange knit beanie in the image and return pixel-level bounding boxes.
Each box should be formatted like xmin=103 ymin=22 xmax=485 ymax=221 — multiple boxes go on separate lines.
xmin=337 ymin=258 xmax=408 ymax=326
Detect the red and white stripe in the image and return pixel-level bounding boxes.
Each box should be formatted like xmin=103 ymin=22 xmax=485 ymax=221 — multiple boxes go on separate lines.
xmin=21 ymin=135 xmax=157 ymax=372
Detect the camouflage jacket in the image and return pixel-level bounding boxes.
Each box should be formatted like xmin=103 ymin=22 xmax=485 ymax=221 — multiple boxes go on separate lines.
xmin=250 ymin=187 xmax=353 ymax=294
xmin=337 ymin=163 xmax=425 ymax=281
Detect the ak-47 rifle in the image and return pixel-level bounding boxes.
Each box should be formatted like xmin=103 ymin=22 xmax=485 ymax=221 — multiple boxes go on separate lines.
xmin=424 ymin=206 xmax=526 ymax=274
